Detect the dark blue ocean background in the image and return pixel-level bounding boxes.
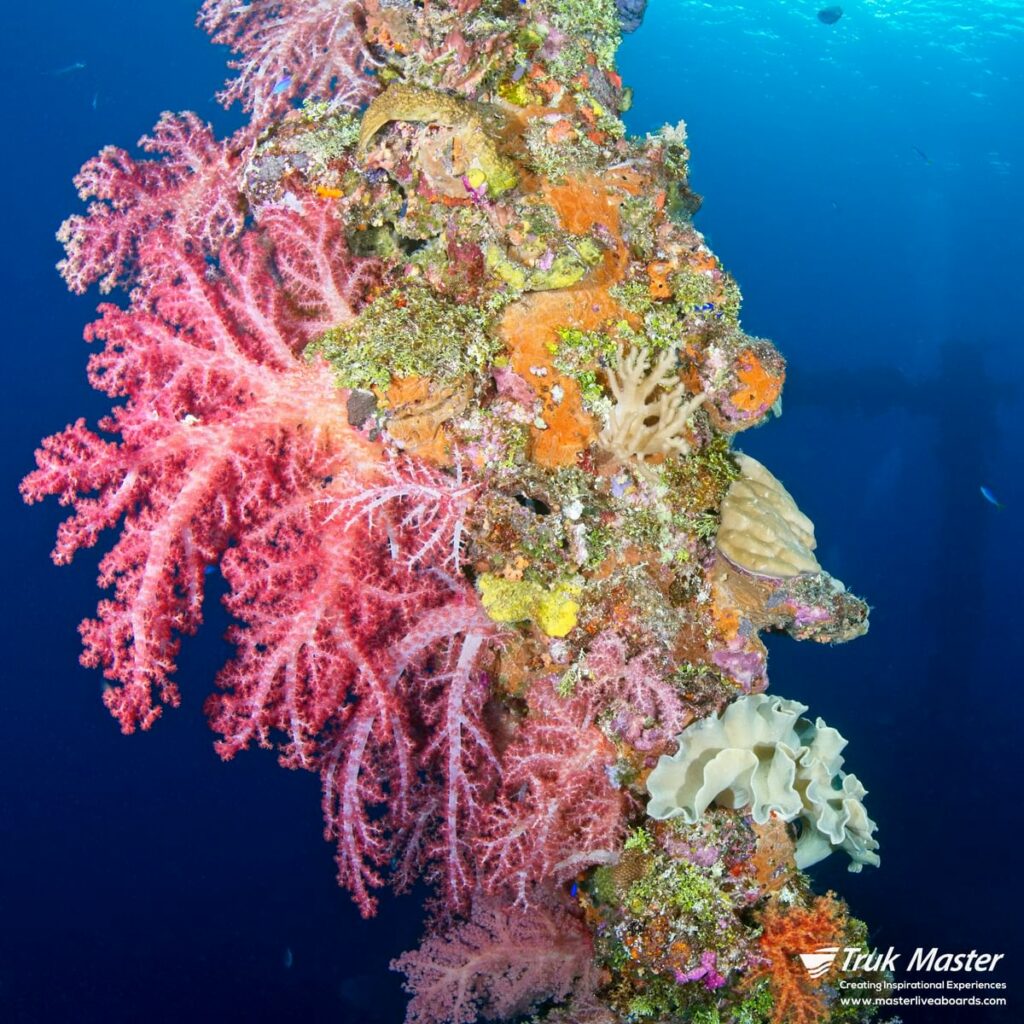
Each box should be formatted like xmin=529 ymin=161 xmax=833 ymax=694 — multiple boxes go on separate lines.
xmin=2 ymin=2 xmax=1021 ymax=1021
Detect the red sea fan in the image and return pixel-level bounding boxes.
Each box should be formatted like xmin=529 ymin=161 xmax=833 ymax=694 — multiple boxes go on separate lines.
xmin=476 ymin=683 xmax=626 ymax=907
xmin=392 ymin=893 xmax=595 ymax=1024
xmin=198 ymin=0 xmax=379 ymax=126
xmin=57 ymin=112 xmax=245 ymax=295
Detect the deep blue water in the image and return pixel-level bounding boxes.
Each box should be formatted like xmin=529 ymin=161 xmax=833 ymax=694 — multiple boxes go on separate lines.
xmin=2 ymin=2 xmax=1021 ymax=1022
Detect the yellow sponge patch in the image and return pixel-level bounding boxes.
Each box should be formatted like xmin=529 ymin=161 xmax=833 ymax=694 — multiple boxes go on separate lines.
xmin=477 ymin=574 xmax=581 ymax=637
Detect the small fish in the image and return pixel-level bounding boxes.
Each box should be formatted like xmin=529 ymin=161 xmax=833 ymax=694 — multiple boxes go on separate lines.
xmin=912 ymin=146 xmax=933 ymax=165
xmin=980 ymin=485 xmax=1004 ymax=509
xmin=50 ymin=61 xmax=86 ymax=76
xmin=817 ymin=6 xmax=843 ymax=24
xmin=91 ymin=91 xmax=99 ymax=111
xmin=271 ymin=75 xmax=293 ymax=96
xmin=283 ymin=947 xmax=294 ymax=969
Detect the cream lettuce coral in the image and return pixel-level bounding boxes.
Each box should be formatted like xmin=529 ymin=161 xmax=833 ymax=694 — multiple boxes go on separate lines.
xmin=645 ymin=694 xmax=880 ymax=872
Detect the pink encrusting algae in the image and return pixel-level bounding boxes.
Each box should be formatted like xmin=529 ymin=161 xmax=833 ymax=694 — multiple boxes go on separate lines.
xmin=24 ymin=1 xmax=887 ymax=1021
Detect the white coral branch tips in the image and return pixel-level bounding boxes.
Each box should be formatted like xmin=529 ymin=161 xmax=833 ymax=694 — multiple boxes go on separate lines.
xmin=600 ymin=345 xmax=706 ymax=463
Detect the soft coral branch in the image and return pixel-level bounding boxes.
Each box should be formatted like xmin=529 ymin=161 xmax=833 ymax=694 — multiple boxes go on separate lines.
xmin=400 ymin=606 xmax=500 ymax=909
xmin=582 ymin=630 xmax=694 ymax=751
xmin=26 ymin=215 xmax=498 ymax=918
xmin=320 ymin=594 xmax=497 ymax=916
xmin=476 ymin=683 xmax=626 ymax=907
xmin=392 ymin=893 xmax=595 ymax=1024
xmin=258 ymin=201 xmax=383 ymax=348
xmin=198 ymin=0 xmax=379 ymax=126
xmin=324 ymin=453 xmax=476 ymax=570
xmin=23 ymin=221 xmax=380 ymax=731
xmin=57 ymin=112 xmax=245 ymax=295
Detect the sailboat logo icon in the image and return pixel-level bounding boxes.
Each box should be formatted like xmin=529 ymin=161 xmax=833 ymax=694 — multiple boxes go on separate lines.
xmin=798 ymin=946 xmax=841 ymax=980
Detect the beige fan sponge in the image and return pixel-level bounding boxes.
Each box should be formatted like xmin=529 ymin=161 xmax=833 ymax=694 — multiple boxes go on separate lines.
xmin=717 ymin=453 xmax=821 ymax=577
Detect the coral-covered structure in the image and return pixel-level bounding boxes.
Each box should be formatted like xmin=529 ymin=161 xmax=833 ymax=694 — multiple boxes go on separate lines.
xmin=25 ymin=1 xmax=887 ymax=1021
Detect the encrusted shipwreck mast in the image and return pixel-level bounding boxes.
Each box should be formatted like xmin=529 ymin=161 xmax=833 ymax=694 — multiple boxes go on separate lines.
xmin=25 ymin=1 xmax=886 ymax=1021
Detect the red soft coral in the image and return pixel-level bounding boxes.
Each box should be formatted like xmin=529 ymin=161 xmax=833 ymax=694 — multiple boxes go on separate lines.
xmin=216 ymin=497 xmax=495 ymax=915
xmin=198 ymin=0 xmax=379 ymax=126
xmin=324 ymin=451 xmax=476 ymax=571
xmin=257 ymin=200 xmax=383 ymax=348
xmin=582 ymin=631 xmax=694 ymax=751
xmin=475 ymin=683 xmax=626 ymax=907
xmin=57 ymin=112 xmax=245 ymax=295
xmin=392 ymin=893 xmax=595 ymax=1024
xmin=395 ymin=613 xmax=500 ymax=910
xmin=747 ymin=893 xmax=847 ymax=1024
xmin=25 ymin=227 xmax=368 ymax=729
xmin=25 ymin=209 xmax=493 ymax=916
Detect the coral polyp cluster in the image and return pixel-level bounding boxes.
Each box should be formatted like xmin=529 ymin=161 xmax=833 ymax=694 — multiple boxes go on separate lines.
xmin=26 ymin=1 xmax=887 ymax=1021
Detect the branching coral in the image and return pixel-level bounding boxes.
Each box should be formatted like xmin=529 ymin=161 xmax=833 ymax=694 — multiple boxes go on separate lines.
xmin=57 ymin=112 xmax=244 ymax=294
xmin=198 ymin=0 xmax=379 ymax=122
xmin=392 ymin=893 xmax=596 ymax=1024
xmin=748 ymin=894 xmax=847 ymax=1024
xmin=600 ymin=344 xmax=706 ymax=465
xmin=475 ymin=683 xmax=625 ymax=906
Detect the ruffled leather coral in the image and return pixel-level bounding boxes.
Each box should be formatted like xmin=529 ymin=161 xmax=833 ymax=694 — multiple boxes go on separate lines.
xmin=645 ymin=694 xmax=880 ymax=872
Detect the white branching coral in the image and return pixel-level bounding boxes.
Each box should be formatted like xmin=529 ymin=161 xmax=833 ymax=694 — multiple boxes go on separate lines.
xmin=599 ymin=345 xmax=705 ymax=464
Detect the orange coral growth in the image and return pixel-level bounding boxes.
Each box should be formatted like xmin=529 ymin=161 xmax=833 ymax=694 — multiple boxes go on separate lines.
xmin=684 ymin=247 xmax=719 ymax=274
xmin=730 ymin=347 xmax=785 ymax=414
xmin=750 ymin=893 xmax=846 ymax=1024
xmin=647 ymin=260 xmax=675 ymax=299
xmin=545 ymin=119 xmax=576 ymax=145
xmin=379 ymin=375 xmax=470 ymax=465
xmin=499 ymin=174 xmax=639 ymax=467
xmin=709 ymin=595 xmax=741 ymax=641
xmin=750 ymin=819 xmax=797 ymax=892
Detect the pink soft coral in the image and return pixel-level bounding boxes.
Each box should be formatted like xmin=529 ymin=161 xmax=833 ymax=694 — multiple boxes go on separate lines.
xmin=257 ymin=200 xmax=382 ymax=347
xmin=392 ymin=893 xmax=595 ymax=1024
xmin=198 ymin=0 xmax=379 ymax=125
xmin=476 ymin=683 xmax=626 ymax=907
xmin=582 ymin=631 xmax=694 ymax=751
xmin=25 ymin=200 xmax=495 ymax=916
xmin=57 ymin=112 xmax=245 ymax=295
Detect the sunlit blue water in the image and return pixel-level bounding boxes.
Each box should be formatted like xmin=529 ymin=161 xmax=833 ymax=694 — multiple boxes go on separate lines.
xmin=2 ymin=2 xmax=1021 ymax=1021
